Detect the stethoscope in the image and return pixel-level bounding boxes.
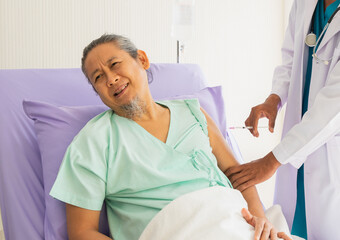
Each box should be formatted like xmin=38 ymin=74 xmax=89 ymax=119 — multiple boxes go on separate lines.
xmin=305 ymin=6 xmax=340 ymax=65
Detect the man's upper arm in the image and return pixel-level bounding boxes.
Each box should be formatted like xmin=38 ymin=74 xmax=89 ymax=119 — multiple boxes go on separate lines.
xmin=200 ymin=107 xmax=240 ymax=172
xmin=66 ymin=204 xmax=104 ymax=239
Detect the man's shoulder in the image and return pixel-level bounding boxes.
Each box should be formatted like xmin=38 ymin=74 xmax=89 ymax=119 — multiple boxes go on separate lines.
xmin=73 ymin=109 xmax=114 ymax=142
xmin=158 ymin=98 xmax=199 ymax=107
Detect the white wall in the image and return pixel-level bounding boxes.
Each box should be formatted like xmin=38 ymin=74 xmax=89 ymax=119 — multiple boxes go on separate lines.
xmin=0 ymin=0 xmax=293 ymax=226
xmin=0 ymin=0 xmax=177 ymax=68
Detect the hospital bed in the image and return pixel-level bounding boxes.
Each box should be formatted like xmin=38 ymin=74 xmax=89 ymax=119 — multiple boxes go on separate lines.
xmin=0 ymin=64 xmax=299 ymax=240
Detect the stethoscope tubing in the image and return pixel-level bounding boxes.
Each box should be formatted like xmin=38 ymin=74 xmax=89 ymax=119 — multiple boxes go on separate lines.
xmin=307 ymin=5 xmax=340 ymax=65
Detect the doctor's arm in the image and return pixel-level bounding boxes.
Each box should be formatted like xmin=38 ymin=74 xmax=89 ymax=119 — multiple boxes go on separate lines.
xmin=201 ymin=108 xmax=291 ymax=240
xmin=224 ymin=0 xmax=301 ymax=190
xmin=247 ymin=0 xmax=297 ymax=138
xmin=270 ymin=59 xmax=340 ymax=166
xmin=227 ymin=60 xmax=340 ymax=191
xmin=66 ymin=204 xmax=112 ymax=240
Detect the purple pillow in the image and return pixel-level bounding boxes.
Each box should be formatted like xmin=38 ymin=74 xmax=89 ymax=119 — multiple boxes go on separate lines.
xmin=23 ymin=86 xmax=227 ymax=240
xmin=23 ymin=103 xmax=111 ymax=239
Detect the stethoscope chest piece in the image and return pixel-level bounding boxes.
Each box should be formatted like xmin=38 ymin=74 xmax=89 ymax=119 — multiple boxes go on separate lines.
xmin=305 ymin=6 xmax=340 ymax=65
xmin=305 ymin=33 xmax=317 ymax=47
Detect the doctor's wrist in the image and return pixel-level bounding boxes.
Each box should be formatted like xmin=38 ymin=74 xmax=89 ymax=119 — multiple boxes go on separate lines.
xmin=265 ymin=94 xmax=281 ymax=108
xmin=265 ymin=152 xmax=281 ymax=170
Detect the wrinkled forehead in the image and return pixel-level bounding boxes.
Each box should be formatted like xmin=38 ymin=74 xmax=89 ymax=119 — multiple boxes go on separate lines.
xmin=84 ymin=43 xmax=128 ymax=74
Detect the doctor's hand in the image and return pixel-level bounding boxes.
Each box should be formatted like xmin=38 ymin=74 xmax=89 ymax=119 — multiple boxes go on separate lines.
xmin=241 ymin=208 xmax=292 ymax=240
xmin=245 ymin=94 xmax=281 ymax=137
xmin=225 ymin=152 xmax=281 ymax=192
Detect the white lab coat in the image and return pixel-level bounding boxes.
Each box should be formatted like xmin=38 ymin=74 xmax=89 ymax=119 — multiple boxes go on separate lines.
xmin=270 ymin=0 xmax=340 ymax=239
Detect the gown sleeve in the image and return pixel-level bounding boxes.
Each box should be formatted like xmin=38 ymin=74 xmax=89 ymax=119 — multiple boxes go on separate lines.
xmin=50 ymin=128 xmax=108 ymax=211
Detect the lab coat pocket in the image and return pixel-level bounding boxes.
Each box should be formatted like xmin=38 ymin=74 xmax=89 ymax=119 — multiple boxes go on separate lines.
xmin=327 ymin=135 xmax=340 ymax=187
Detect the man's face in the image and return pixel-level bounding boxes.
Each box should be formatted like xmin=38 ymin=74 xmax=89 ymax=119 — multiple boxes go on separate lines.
xmin=84 ymin=42 xmax=149 ymax=112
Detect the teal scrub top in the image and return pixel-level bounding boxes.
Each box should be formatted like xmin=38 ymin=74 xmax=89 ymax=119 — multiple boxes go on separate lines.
xmin=292 ymin=0 xmax=340 ymax=238
xmin=50 ymin=99 xmax=232 ymax=240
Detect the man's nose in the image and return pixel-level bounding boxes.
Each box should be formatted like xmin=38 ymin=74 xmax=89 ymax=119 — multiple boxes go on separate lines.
xmin=106 ymin=73 xmax=119 ymax=87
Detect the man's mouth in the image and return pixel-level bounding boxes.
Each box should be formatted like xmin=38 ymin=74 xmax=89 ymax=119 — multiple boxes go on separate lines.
xmin=114 ymin=83 xmax=129 ymax=97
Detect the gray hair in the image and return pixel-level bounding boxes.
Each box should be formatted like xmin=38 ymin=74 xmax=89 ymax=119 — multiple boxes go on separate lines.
xmin=81 ymin=34 xmax=138 ymax=82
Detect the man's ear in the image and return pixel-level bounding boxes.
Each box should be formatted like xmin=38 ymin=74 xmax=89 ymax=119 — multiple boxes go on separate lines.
xmin=137 ymin=50 xmax=150 ymax=70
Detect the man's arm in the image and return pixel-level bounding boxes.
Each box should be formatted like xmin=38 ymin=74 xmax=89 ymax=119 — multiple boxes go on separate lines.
xmin=200 ymin=108 xmax=265 ymax=217
xmin=200 ymin=108 xmax=280 ymax=240
xmin=66 ymin=204 xmax=112 ymax=240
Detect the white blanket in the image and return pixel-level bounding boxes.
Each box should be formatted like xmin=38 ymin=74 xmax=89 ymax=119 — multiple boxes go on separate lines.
xmin=139 ymin=186 xmax=302 ymax=240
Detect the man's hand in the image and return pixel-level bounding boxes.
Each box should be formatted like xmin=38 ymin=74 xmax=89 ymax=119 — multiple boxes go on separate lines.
xmin=245 ymin=94 xmax=281 ymax=137
xmin=225 ymin=152 xmax=281 ymax=192
xmin=241 ymin=208 xmax=292 ymax=240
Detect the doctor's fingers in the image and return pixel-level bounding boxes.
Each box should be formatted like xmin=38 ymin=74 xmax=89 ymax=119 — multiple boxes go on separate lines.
xmin=227 ymin=167 xmax=257 ymax=191
xmin=245 ymin=111 xmax=260 ymax=137
xmin=230 ymin=166 xmax=275 ymax=191
xmin=224 ymin=164 xmax=244 ymax=178
xmin=233 ymin=177 xmax=256 ymax=192
xmin=246 ymin=104 xmax=278 ymax=136
xmin=227 ymin=168 xmax=252 ymax=184
xmin=226 ymin=162 xmax=258 ymax=179
xmin=264 ymin=111 xmax=277 ymax=133
xmin=245 ymin=107 xmax=267 ymax=137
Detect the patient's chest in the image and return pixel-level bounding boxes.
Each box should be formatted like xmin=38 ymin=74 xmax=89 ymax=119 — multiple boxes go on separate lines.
xmin=134 ymin=104 xmax=171 ymax=144
xmin=103 ymin=99 xmax=231 ymax=240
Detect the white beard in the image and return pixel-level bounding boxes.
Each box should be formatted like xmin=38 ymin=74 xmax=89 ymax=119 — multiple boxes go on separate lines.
xmin=119 ymin=96 xmax=147 ymax=120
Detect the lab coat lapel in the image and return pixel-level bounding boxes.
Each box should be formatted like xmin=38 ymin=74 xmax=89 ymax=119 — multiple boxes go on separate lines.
xmin=304 ymin=0 xmax=318 ymax=36
xmin=299 ymin=0 xmax=317 ymax=112
xmin=317 ymin=11 xmax=340 ymax=51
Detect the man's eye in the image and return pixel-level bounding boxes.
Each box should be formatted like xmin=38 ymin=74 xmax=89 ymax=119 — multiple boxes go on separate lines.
xmin=94 ymin=74 xmax=101 ymax=82
xmin=111 ymin=62 xmax=119 ymax=68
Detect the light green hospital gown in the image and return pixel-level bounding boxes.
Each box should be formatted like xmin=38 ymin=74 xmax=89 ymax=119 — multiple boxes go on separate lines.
xmin=50 ymin=99 xmax=232 ymax=240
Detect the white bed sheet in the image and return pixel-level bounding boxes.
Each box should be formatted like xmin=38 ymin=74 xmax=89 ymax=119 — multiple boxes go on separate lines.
xmin=139 ymin=186 xmax=304 ymax=240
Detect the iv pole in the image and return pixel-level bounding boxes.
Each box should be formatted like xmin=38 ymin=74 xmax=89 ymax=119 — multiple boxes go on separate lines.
xmin=177 ymin=41 xmax=185 ymax=63
xmin=177 ymin=41 xmax=180 ymax=63
xmin=173 ymin=0 xmax=194 ymax=64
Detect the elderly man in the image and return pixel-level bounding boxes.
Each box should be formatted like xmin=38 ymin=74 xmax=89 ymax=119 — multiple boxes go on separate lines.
xmin=50 ymin=34 xmax=289 ymax=240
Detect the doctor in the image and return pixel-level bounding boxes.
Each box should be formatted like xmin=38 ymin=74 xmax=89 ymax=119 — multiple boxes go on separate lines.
xmin=225 ymin=0 xmax=340 ymax=239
